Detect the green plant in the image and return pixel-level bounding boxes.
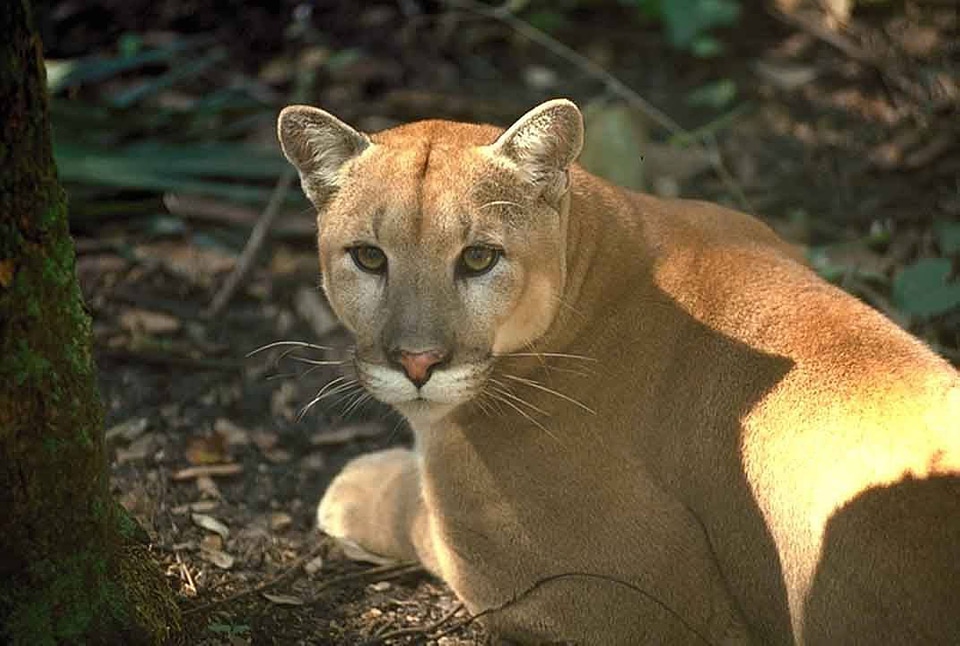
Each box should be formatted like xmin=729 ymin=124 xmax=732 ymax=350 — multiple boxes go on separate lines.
xmin=622 ymin=0 xmax=740 ymax=55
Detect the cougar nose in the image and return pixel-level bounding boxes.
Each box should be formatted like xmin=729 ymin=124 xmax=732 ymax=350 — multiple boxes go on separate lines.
xmin=397 ymin=349 xmax=447 ymax=387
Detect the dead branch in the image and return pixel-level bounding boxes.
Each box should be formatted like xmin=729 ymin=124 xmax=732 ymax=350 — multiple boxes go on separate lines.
xmin=181 ymin=540 xmax=332 ymax=616
xmin=304 ymin=562 xmax=426 ymax=605
xmin=204 ymin=168 xmax=296 ymax=318
xmin=363 ymin=602 xmax=465 ymax=645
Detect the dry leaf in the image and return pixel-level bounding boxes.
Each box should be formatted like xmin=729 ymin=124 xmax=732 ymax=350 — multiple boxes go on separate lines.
xmin=263 ymin=448 xmax=292 ymax=464
xmin=251 ymin=431 xmax=279 ymax=452
xmin=191 ymin=513 xmax=230 ymax=539
xmin=119 ymin=308 xmax=181 ymax=335
xmin=196 ymin=474 xmax=222 ymax=499
xmin=200 ymin=546 xmax=235 ymax=570
xmin=269 ymin=512 xmax=293 ymax=532
xmin=172 ymin=463 xmax=243 ymax=480
xmin=171 ymin=500 xmax=219 ymax=515
xmin=214 ymin=418 xmax=251 ymax=445
xmin=753 ymin=61 xmax=817 ymax=91
xmin=114 ymin=433 xmax=155 ymax=464
xmin=185 ymin=432 xmax=229 ymax=465
xmin=262 ymin=592 xmax=305 ymax=606
xmin=304 ymin=554 xmax=324 ymax=576
xmin=310 ymin=424 xmax=383 ymax=446
xmin=105 ymin=417 xmax=149 ymax=443
xmin=200 ymin=533 xmax=224 ymax=552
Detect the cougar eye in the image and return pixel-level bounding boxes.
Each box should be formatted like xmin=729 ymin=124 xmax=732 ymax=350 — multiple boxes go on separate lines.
xmin=349 ymin=245 xmax=387 ymax=274
xmin=459 ymin=245 xmax=500 ymax=276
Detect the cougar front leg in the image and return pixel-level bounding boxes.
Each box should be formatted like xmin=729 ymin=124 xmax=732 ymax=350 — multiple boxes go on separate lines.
xmin=318 ymin=448 xmax=438 ymax=572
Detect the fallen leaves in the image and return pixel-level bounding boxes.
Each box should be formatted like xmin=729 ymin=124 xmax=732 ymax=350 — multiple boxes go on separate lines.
xmin=269 ymin=512 xmax=293 ymax=532
xmin=200 ymin=545 xmax=236 ymax=570
xmin=185 ymin=431 xmax=230 ymax=465
xmin=192 ymin=512 xmax=230 ymax=539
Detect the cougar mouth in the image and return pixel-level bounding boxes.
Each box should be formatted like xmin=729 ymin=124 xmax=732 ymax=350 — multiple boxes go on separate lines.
xmin=355 ymin=357 xmax=492 ymax=410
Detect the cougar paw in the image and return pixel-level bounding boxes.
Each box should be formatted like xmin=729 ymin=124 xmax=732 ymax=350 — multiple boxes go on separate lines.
xmin=317 ymin=448 xmax=415 ymax=565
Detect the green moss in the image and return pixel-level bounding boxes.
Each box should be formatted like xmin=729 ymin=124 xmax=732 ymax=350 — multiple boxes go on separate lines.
xmin=114 ymin=506 xmax=144 ymax=543
xmin=2 ymin=552 xmax=132 ymax=645
xmin=41 ymin=436 xmax=63 ymax=454
xmin=9 ymin=338 xmax=51 ymax=386
xmin=64 ymin=341 xmax=87 ymax=377
xmin=38 ymin=203 xmax=61 ymax=232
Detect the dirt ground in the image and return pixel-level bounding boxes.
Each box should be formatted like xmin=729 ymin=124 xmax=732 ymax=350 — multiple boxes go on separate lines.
xmin=47 ymin=1 xmax=958 ymax=643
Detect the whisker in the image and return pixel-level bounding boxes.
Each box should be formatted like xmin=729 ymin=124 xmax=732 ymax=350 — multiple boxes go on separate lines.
xmin=329 ymin=385 xmax=366 ymax=412
xmin=487 ymin=380 xmax=551 ymax=417
xmin=342 ymin=391 xmax=373 ymax=419
xmin=246 ymin=340 xmax=335 ymax=357
xmin=286 ymin=355 xmax=345 ymax=366
xmin=549 ymin=293 xmax=585 ymax=318
xmin=477 ymin=387 xmax=507 ymax=416
xmin=497 ymin=352 xmax=598 ymax=362
xmin=383 ymin=415 xmax=408 ymax=447
xmin=485 ymin=390 xmax=561 ymax=444
xmin=501 ymin=374 xmax=596 ymax=415
xmin=300 ymin=383 xmax=359 ymax=421
xmin=473 ymin=392 xmax=496 ymax=418
xmin=478 ymin=200 xmax=523 ymax=210
xmin=297 ymin=376 xmax=350 ymax=421
xmin=266 ymin=364 xmax=326 ymax=381
xmin=523 ymin=341 xmax=549 ymax=374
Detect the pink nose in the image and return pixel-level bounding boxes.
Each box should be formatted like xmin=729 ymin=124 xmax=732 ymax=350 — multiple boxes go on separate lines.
xmin=398 ymin=350 xmax=447 ymax=387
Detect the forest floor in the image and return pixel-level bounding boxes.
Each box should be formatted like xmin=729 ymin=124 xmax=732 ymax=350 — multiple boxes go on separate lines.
xmin=45 ymin=1 xmax=957 ymax=643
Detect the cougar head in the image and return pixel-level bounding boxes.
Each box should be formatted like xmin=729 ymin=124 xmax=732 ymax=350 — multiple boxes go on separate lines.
xmin=277 ymin=100 xmax=583 ymax=424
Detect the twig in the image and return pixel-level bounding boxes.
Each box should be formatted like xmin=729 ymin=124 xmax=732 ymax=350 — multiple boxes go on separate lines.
xmin=182 ymin=541 xmax=328 ymax=616
xmin=442 ymin=0 xmax=752 ymax=213
xmin=305 ymin=562 xmax=425 ymax=605
xmin=362 ymin=602 xmax=465 ymax=645
xmin=204 ymin=168 xmax=296 ymax=318
xmin=430 ymin=571 xmax=716 ymax=645
xmin=163 ymin=193 xmax=315 ymax=239
xmin=175 ymin=550 xmax=198 ymax=597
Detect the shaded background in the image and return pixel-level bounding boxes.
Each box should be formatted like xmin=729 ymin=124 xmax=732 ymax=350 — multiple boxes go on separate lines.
xmin=38 ymin=0 xmax=959 ymax=642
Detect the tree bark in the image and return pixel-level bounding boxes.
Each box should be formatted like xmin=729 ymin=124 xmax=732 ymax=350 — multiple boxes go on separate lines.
xmin=0 ymin=1 xmax=181 ymax=643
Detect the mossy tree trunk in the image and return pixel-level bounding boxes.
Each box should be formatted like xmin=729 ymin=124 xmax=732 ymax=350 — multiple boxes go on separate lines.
xmin=0 ymin=1 xmax=181 ymax=643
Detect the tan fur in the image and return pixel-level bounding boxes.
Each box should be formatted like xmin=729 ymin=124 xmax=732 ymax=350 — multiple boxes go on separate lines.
xmin=278 ymin=100 xmax=960 ymax=645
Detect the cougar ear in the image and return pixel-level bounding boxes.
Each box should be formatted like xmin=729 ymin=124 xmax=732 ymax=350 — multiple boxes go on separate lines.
xmin=277 ymin=105 xmax=371 ymax=209
xmin=488 ymin=99 xmax=583 ymax=200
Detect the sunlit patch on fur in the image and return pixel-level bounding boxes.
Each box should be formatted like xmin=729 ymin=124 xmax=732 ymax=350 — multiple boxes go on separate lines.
xmin=493 ymin=275 xmax=559 ymax=354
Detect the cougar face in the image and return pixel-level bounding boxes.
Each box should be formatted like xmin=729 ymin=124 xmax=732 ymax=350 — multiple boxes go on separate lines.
xmin=278 ymin=103 xmax=583 ymax=424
